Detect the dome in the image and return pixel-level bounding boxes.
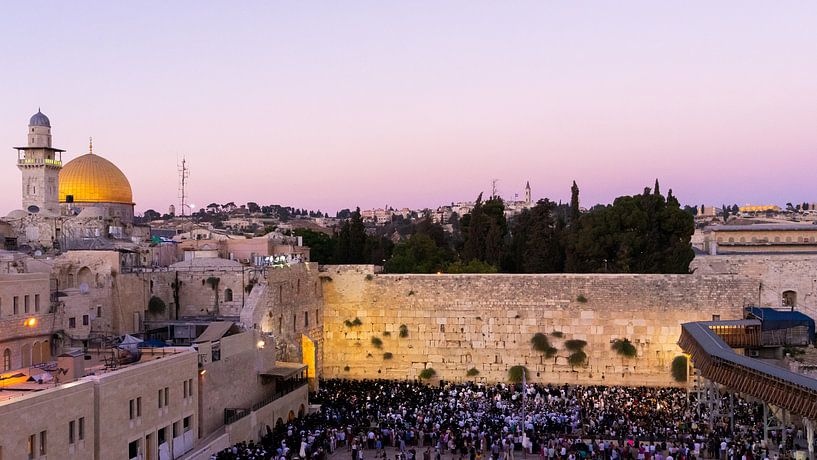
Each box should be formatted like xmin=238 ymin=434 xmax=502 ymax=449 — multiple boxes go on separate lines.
xmin=29 ymin=110 xmax=51 ymax=127
xmin=59 ymin=154 xmax=133 ymax=204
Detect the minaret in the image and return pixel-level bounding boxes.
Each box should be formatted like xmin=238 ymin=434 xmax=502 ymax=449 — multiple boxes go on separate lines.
xmin=524 ymin=181 xmax=531 ymax=205
xmin=15 ymin=109 xmax=64 ymax=214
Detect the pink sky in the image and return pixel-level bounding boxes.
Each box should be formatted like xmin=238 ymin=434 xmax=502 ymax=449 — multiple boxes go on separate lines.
xmin=1 ymin=2 xmax=816 ymax=215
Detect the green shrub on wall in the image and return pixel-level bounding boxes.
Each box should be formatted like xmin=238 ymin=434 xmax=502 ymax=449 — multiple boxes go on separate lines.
xmin=419 ymin=368 xmax=436 ymax=380
xmin=507 ymin=365 xmax=528 ymax=383
xmin=466 ymin=367 xmax=480 ymax=377
xmin=611 ymin=338 xmax=638 ymax=358
xmin=671 ymin=355 xmax=688 ymax=382
xmin=531 ymin=333 xmax=558 ymax=358
xmin=565 ymin=339 xmax=587 ymax=352
xmin=148 ymin=296 xmax=166 ymax=314
xmin=568 ymin=350 xmax=587 ymax=368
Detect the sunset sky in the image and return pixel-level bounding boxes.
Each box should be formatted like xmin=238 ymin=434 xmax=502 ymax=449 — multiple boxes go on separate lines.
xmin=1 ymin=2 xmax=815 ymax=215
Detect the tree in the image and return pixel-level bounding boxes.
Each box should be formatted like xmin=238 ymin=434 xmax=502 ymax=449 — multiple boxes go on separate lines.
xmin=247 ymin=202 xmax=260 ymax=213
xmin=294 ymin=229 xmax=335 ymax=264
xmin=385 ymin=234 xmax=449 ymax=273
xmin=570 ymin=181 xmax=580 ymax=224
xmin=653 ymin=179 xmax=660 ymax=196
xmin=569 ymin=185 xmax=694 ymax=273
xmin=462 ymin=194 xmax=507 ymax=267
xmin=143 ymin=209 xmax=161 ymax=221
xmin=334 ymin=208 xmax=368 ymax=263
xmin=507 ymin=199 xmax=564 ymax=273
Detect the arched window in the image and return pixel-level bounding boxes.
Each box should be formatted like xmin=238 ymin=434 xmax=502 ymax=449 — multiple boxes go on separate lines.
xmin=224 ymin=288 xmax=233 ymax=302
xmin=783 ymin=290 xmax=797 ymax=308
xmin=3 ymin=349 xmax=10 ymax=371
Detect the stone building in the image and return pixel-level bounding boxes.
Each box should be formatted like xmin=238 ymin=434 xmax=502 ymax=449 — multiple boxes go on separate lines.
xmin=4 ymin=111 xmax=139 ymax=250
xmin=702 ymin=223 xmax=817 ymax=254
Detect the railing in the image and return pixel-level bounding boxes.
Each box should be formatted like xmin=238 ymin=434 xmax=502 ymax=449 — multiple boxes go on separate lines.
xmin=224 ymin=379 xmax=307 ymax=425
xmin=17 ymin=158 xmax=62 ymax=167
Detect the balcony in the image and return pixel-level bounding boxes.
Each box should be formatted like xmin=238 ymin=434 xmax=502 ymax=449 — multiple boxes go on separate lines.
xmin=17 ymin=158 xmax=62 ymax=167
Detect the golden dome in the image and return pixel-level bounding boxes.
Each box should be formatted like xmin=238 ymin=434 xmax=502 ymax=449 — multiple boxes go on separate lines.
xmin=59 ymin=153 xmax=133 ymax=204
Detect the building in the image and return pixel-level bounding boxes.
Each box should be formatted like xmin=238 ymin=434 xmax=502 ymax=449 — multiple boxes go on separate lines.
xmin=4 ymin=111 xmax=139 ymax=250
xmin=15 ymin=110 xmax=63 ymax=215
xmin=702 ymin=223 xmax=817 ymax=254
xmin=59 ymin=138 xmax=135 ymax=226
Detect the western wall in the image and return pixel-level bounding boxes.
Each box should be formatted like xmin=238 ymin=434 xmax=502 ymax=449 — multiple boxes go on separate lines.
xmin=320 ymin=265 xmax=759 ymax=386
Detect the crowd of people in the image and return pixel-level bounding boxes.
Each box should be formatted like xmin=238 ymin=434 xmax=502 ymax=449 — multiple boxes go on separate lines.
xmin=212 ymin=379 xmax=800 ymax=460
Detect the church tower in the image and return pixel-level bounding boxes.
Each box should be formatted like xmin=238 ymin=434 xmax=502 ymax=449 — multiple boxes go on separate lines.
xmin=524 ymin=181 xmax=531 ymax=205
xmin=15 ymin=110 xmax=64 ymax=214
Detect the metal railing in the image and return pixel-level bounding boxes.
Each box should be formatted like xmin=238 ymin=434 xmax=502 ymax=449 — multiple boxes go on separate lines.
xmin=224 ymin=379 xmax=307 ymax=425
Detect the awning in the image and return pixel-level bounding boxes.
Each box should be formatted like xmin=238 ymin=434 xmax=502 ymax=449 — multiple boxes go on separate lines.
xmin=260 ymin=365 xmax=307 ymax=379
xmin=193 ymin=321 xmax=234 ymax=343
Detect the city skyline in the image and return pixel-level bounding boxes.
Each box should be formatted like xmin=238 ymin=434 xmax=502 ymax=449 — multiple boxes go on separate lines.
xmin=1 ymin=2 xmax=816 ymax=214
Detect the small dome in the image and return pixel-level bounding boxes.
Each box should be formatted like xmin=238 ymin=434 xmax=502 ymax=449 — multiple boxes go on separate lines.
xmin=59 ymin=153 xmax=133 ymax=204
xmin=29 ymin=110 xmax=51 ymax=128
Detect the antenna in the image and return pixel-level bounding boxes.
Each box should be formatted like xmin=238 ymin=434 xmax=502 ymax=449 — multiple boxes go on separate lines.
xmin=178 ymin=156 xmax=190 ymax=216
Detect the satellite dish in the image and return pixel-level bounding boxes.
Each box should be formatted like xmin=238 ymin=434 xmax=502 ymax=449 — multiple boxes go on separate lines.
xmin=27 ymin=205 xmax=40 ymax=214
xmin=34 ymin=250 xmax=43 ymax=257
xmin=79 ymin=283 xmax=90 ymax=295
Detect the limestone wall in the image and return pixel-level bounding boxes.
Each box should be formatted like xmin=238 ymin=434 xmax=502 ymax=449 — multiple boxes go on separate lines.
xmin=692 ymin=254 xmax=817 ymax=320
xmin=321 ymin=266 xmax=759 ymax=386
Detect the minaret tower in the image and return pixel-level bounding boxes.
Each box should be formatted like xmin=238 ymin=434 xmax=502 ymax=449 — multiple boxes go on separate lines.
xmin=524 ymin=181 xmax=531 ymax=205
xmin=15 ymin=109 xmax=64 ymax=214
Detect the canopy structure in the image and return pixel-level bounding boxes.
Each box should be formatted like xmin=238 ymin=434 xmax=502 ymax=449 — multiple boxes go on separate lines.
xmin=745 ymin=307 xmax=815 ymax=343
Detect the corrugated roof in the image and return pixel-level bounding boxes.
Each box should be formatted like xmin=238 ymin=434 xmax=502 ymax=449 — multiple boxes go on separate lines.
xmin=682 ymin=321 xmax=817 ymax=392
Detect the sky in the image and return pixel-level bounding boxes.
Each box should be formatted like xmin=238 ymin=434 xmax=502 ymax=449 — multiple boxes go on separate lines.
xmin=1 ymin=1 xmax=816 ymax=215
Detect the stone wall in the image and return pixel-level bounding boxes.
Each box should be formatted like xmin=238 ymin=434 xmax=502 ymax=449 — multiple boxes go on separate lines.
xmin=250 ymin=263 xmax=324 ymax=385
xmin=692 ymin=254 xmax=817 ymax=320
xmin=321 ymin=266 xmax=759 ymax=386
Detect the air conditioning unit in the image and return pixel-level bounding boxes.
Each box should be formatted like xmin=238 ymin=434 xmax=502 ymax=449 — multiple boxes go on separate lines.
xmin=749 ymin=349 xmax=760 ymax=357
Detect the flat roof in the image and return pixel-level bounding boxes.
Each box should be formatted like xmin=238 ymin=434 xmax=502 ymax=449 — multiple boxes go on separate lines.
xmin=260 ymin=365 xmax=307 ymax=379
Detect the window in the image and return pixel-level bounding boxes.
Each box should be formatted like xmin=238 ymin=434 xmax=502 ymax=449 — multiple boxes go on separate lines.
xmin=27 ymin=434 xmax=35 ymax=459
xmin=712 ymin=314 xmax=721 ymax=321
xmin=97 ymin=306 xmax=102 ymax=318
xmin=224 ymin=288 xmax=233 ymax=302
xmin=304 ymin=311 xmax=309 ymax=327
xmin=183 ymin=380 xmax=188 ymax=398
xmin=158 ymin=389 xmax=164 ymax=408
xmin=278 ymin=316 xmax=283 ymax=334
xmin=164 ymin=387 xmax=169 ymax=407
xmin=3 ymin=349 xmax=10 ymax=371
xmin=137 ymin=397 xmax=142 ymax=417
xmin=69 ymin=317 xmax=76 ymax=329
xmin=24 ymin=295 xmax=29 ymax=313
xmin=13 ymin=296 xmax=18 ymax=315
xmin=783 ymin=290 xmax=798 ymax=308
xmin=129 ymin=399 xmax=135 ymax=420
xmin=293 ymin=314 xmax=296 ymax=329
xmin=183 ymin=416 xmax=191 ymax=432
xmin=316 ymin=309 xmax=320 ymax=324
xmin=79 ymin=417 xmax=85 ymax=441
xmin=39 ymin=431 xmax=46 ymax=456
xmin=128 ymin=440 xmax=139 ymax=459
xmin=83 ymin=315 xmax=89 ymax=326
xmin=34 ymin=294 xmax=40 ymax=312
xmin=69 ymin=420 xmax=76 ymax=444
